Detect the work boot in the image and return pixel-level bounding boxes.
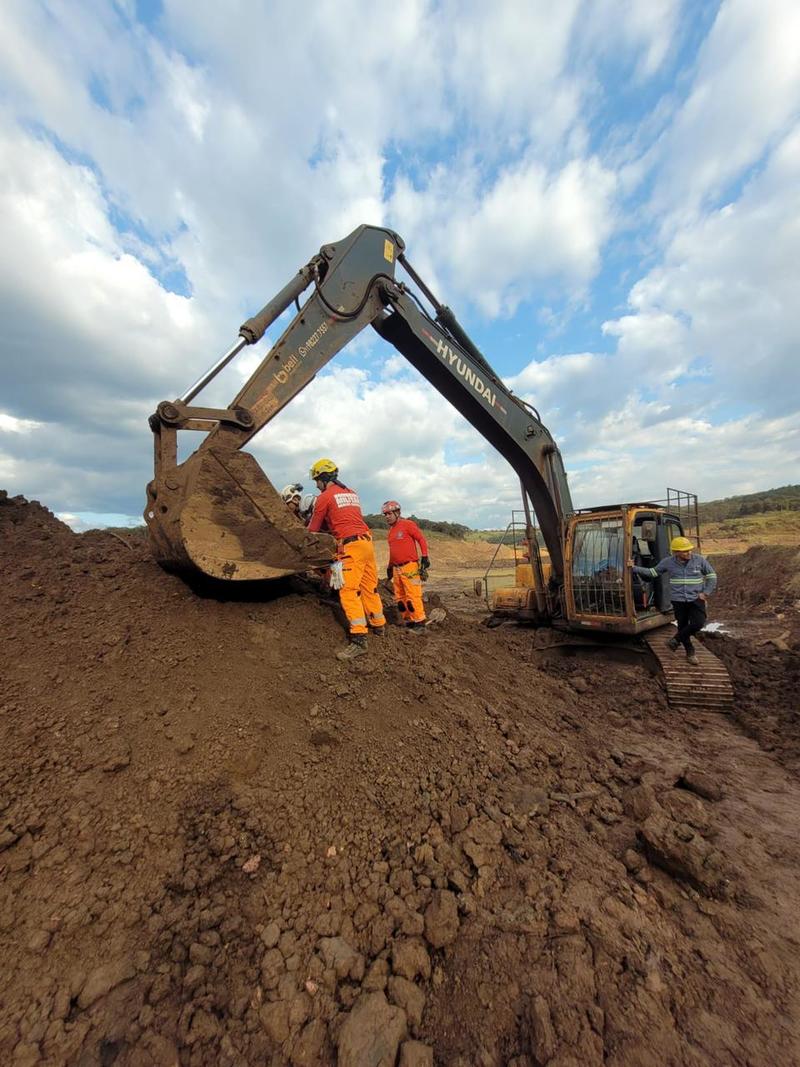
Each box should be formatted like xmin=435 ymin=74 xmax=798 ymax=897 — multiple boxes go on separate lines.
xmin=370 ymin=626 xmax=386 ymax=637
xmin=686 ymin=651 xmax=699 ymax=666
xmin=336 ymin=636 xmax=368 ymax=661
xmin=667 ymin=636 xmax=680 ymax=652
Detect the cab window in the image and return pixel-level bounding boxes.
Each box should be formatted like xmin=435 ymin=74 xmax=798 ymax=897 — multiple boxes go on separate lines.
xmin=571 ymin=519 xmax=625 ymax=617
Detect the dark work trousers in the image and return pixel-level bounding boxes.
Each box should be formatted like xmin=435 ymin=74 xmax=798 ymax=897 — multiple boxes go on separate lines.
xmin=672 ymin=600 xmax=707 ymax=651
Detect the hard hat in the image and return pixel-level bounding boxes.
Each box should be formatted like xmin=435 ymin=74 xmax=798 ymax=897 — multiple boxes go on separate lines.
xmin=670 ymin=536 xmax=694 ymax=552
xmin=280 ymin=483 xmax=303 ymax=503
xmin=310 ymin=458 xmax=338 ymax=479
xmin=382 ymin=500 xmax=401 ymax=515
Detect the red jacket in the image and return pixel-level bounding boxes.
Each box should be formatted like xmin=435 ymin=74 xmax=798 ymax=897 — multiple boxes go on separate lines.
xmin=388 ymin=518 xmax=428 ymax=566
xmin=307 ymin=483 xmax=370 ymax=541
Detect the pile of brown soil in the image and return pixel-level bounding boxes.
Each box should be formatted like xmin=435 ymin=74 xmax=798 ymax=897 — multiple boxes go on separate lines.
xmin=704 ymin=546 xmax=800 ymax=772
xmin=706 ymin=631 xmax=800 ymax=772
xmin=710 ymin=545 xmax=800 ymax=618
xmin=2 ymin=491 xmax=800 ymax=1066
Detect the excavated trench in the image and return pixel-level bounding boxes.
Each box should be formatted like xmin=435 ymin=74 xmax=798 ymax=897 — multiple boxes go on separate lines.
xmin=1 ymin=490 xmax=799 ymax=1067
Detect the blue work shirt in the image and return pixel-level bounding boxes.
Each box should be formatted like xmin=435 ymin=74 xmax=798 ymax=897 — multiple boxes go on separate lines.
xmin=632 ymin=553 xmax=717 ymax=603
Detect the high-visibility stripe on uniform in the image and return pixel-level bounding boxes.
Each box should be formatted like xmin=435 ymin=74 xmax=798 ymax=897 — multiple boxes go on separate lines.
xmin=337 ymin=538 xmax=385 ymax=635
xmin=634 ymin=552 xmax=716 ymax=603
xmin=392 ymin=561 xmax=426 ymax=623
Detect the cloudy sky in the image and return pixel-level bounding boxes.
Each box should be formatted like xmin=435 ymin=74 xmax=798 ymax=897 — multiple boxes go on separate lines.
xmin=1 ymin=0 xmax=798 ymax=531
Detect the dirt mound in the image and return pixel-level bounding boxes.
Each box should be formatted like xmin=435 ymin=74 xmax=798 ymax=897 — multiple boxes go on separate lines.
xmin=1 ymin=488 xmax=74 ymax=539
xmin=705 ymin=631 xmax=800 ymax=772
xmin=2 ymin=492 xmax=800 ymax=1066
xmin=705 ymin=546 xmax=800 ymax=770
xmin=711 ymin=545 xmax=800 ymax=617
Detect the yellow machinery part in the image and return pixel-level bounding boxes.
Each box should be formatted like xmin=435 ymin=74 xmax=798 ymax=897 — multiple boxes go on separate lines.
xmin=516 ymin=563 xmax=534 ymax=588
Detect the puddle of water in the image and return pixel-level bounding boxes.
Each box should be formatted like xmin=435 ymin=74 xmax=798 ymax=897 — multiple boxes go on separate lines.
xmin=701 ymin=618 xmax=784 ymax=640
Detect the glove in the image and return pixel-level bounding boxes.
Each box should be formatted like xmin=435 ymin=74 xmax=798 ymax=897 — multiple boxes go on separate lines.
xmin=420 ymin=556 xmax=430 ymax=582
xmin=386 ymin=564 xmax=393 ymax=580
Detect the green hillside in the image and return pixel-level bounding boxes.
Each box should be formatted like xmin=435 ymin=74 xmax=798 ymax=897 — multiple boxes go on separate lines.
xmin=698 ymin=484 xmax=800 ymax=523
xmin=363 ymin=513 xmax=470 ymax=539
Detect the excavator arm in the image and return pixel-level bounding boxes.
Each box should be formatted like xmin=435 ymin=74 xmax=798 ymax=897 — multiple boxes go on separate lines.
xmin=145 ymin=224 xmax=571 ymax=584
xmin=371 ymin=293 xmax=571 ymax=577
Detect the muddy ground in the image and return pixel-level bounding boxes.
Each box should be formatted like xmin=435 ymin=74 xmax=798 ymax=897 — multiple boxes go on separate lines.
xmin=1 ymin=491 xmax=799 ymax=1067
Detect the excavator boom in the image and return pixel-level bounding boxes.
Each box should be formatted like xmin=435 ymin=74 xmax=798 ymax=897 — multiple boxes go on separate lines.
xmin=145 ymin=225 xmax=571 ymax=587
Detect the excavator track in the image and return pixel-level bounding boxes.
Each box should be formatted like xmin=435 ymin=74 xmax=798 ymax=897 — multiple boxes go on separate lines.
xmin=644 ymin=629 xmax=734 ymax=712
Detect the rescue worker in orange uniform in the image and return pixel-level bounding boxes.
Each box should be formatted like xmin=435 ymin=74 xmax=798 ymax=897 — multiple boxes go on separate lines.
xmin=307 ymin=458 xmax=386 ymax=660
xmin=383 ymin=500 xmax=430 ymax=629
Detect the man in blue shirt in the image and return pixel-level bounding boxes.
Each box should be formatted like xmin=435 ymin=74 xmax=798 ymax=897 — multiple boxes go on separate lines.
xmin=628 ymin=536 xmax=717 ymax=666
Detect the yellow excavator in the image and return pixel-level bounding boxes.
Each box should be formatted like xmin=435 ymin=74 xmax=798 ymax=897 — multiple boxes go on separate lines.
xmin=144 ymin=225 xmax=701 ymax=641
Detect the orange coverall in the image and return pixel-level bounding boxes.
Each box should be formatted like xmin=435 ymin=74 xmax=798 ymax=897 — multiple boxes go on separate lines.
xmin=308 ymin=483 xmax=385 ymax=636
xmin=387 ymin=517 xmax=428 ymax=624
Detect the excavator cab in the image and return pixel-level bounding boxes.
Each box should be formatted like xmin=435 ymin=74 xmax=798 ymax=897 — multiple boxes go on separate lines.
xmin=486 ymin=490 xmax=699 ymax=637
xmin=563 ymin=504 xmax=690 ymax=635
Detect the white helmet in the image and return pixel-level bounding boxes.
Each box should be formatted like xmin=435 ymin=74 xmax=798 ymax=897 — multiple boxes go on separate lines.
xmin=280 ymin=483 xmax=303 ymax=503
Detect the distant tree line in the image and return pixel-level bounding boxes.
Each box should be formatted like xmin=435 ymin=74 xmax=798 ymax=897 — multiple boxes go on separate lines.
xmin=698 ymin=484 xmax=800 ymax=523
xmin=363 ymin=513 xmax=471 ymax=539
xmin=482 ymin=529 xmax=546 ymax=546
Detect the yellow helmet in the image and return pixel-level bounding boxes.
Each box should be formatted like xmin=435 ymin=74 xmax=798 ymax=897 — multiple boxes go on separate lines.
xmin=670 ymin=536 xmax=694 ymax=552
xmin=310 ymin=457 xmax=338 ymax=479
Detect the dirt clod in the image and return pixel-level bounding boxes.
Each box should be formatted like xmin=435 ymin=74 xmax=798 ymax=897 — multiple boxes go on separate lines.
xmin=337 ymin=991 xmax=407 ymax=1066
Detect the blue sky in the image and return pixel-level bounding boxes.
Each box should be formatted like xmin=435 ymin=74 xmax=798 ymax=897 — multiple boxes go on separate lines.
xmin=1 ymin=0 xmax=799 ymax=530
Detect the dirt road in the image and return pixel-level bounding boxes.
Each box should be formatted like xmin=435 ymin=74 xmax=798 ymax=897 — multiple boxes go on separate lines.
xmin=1 ymin=491 xmax=799 ymax=1066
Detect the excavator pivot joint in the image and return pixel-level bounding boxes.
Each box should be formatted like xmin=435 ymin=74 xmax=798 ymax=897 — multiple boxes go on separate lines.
xmin=157 ymin=401 xmax=182 ymax=425
xmin=233 ymin=407 xmax=254 ymax=428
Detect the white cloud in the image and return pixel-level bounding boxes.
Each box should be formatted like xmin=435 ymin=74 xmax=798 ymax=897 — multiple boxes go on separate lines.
xmin=566 ymin=405 xmax=800 ymax=508
xmin=57 ymin=510 xmax=143 ymax=532
xmin=651 ymin=0 xmax=800 ymax=218
xmin=579 ymin=0 xmax=681 ymax=82
xmin=0 ymin=117 xmax=215 ymax=420
xmin=604 ymin=123 xmax=800 ymax=414
xmin=388 ymin=153 xmax=617 ymax=317
xmin=0 ymin=413 xmax=41 ymax=433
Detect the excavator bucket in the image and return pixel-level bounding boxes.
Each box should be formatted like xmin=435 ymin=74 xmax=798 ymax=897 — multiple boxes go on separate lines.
xmin=145 ymin=449 xmax=336 ymax=580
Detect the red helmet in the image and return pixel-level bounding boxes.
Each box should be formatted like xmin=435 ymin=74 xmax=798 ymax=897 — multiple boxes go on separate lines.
xmin=382 ymin=500 xmax=401 ymax=515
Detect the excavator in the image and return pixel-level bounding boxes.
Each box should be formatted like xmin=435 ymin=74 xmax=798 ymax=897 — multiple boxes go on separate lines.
xmin=145 ymin=225 xmax=732 ymax=709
